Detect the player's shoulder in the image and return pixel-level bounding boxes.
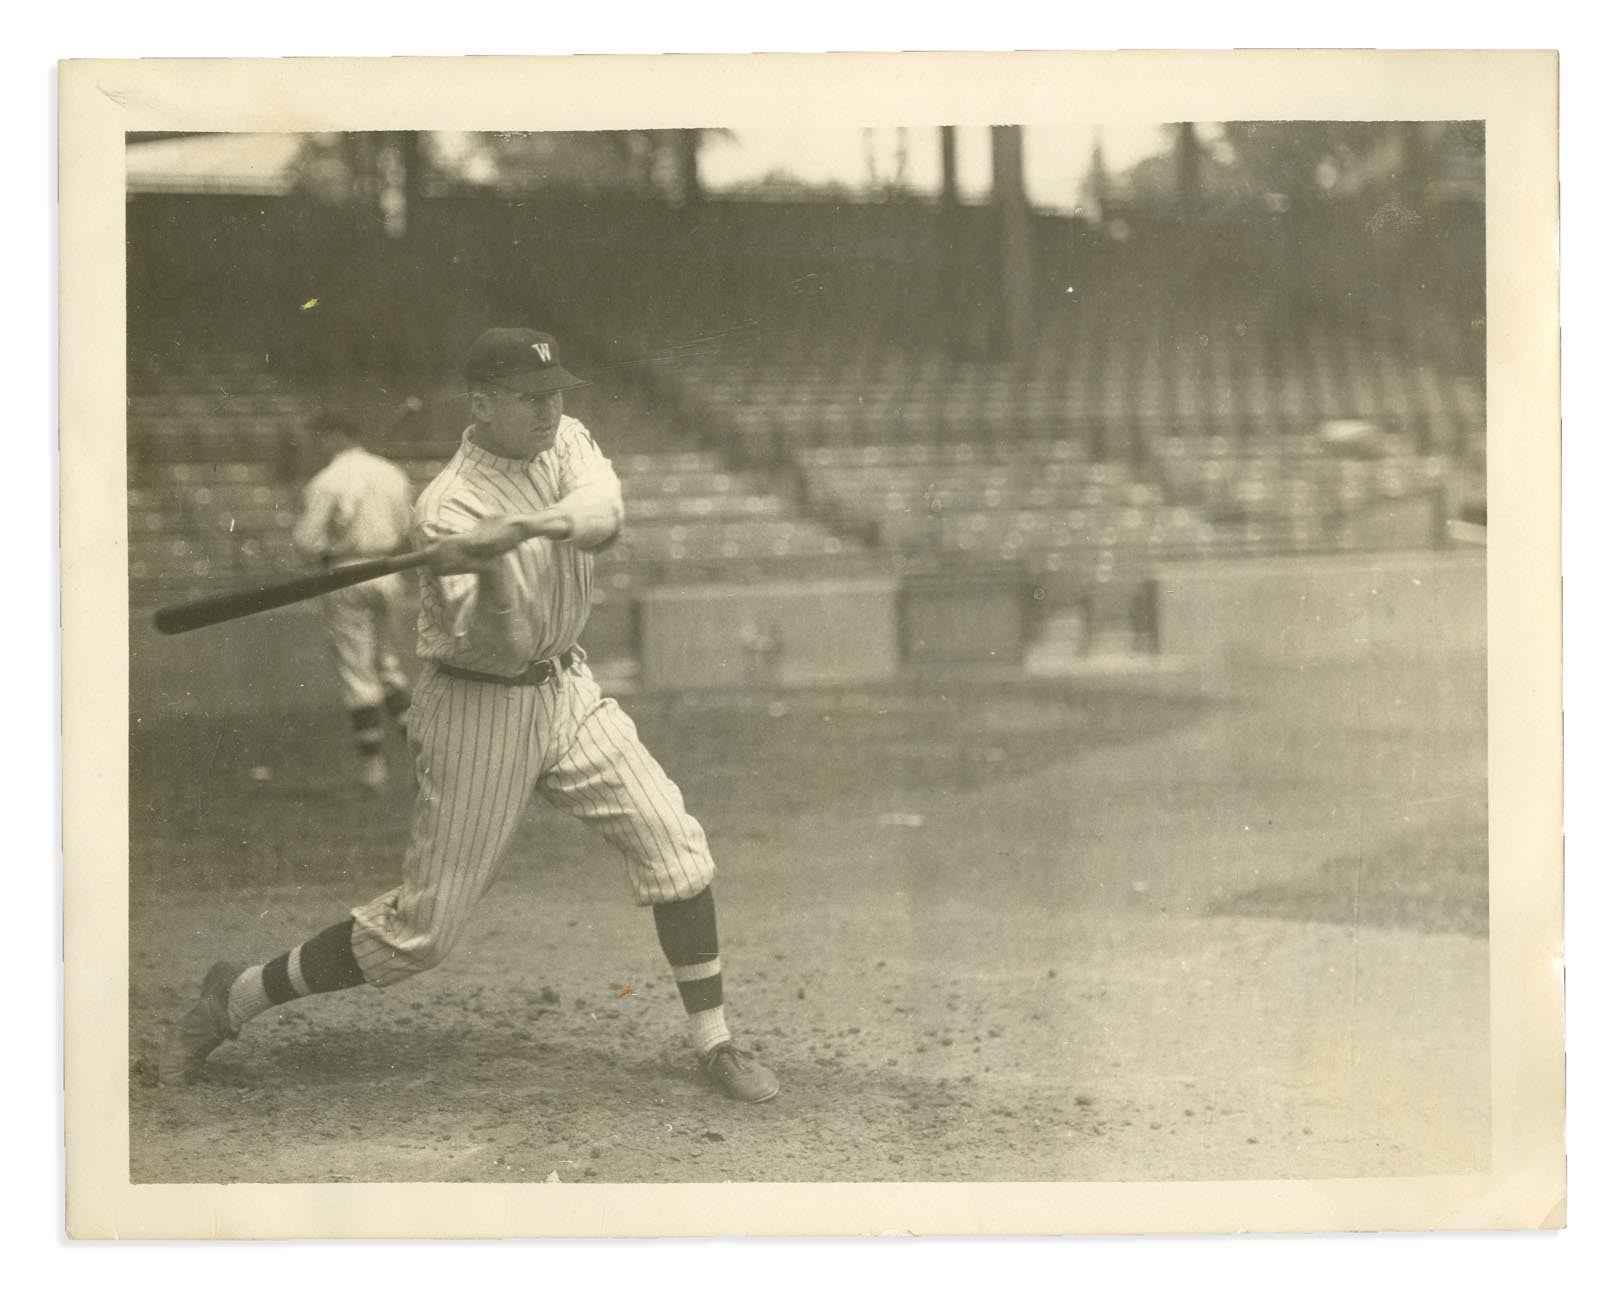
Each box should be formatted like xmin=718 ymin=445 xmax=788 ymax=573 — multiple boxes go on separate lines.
xmin=325 ymin=446 xmax=379 ymax=484
xmin=304 ymin=455 xmax=343 ymax=493
xmin=415 ymin=448 xmax=487 ymax=521
xmin=347 ymin=447 xmax=406 ymax=481
xmin=376 ymin=453 xmax=413 ymax=490
xmin=556 ymin=414 xmax=599 ymax=446
xmin=555 ymin=416 xmax=610 ymax=466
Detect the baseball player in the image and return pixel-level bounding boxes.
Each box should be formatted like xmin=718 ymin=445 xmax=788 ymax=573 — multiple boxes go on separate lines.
xmin=167 ymin=328 xmax=779 ymax=1103
xmin=291 ymin=412 xmax=415 ymax=790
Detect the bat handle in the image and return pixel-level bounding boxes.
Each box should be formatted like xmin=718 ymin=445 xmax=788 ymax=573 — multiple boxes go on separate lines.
xmin=379 ymin=549 xmax=434 ymax=575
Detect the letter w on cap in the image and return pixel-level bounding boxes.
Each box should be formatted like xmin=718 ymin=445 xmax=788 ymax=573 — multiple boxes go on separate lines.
xmin=532 ymin=342 xmax=552 ymax=362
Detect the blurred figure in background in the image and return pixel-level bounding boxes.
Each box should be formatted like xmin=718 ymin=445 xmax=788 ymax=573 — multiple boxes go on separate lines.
xmin=291 ymin=411 xmax=416 ymax=790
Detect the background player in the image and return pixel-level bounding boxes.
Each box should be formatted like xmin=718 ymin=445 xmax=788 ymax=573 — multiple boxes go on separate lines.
xmin=168 ymin=328 xmax=779 ymax=1103
xmin=290 ymin=411 xmax=415 ymax=790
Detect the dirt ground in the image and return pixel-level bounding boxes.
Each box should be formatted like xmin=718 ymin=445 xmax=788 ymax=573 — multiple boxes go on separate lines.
xmin=127 ymin=609 xmax=1488 ymax=1184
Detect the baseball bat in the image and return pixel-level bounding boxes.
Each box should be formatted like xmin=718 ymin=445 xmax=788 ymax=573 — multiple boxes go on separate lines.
xmin=153 ymin=549 xmax=431 ymax=635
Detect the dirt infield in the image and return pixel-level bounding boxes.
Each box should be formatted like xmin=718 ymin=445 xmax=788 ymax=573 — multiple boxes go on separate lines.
xmin=128 ymin=608 xmax=1488 ymax=1184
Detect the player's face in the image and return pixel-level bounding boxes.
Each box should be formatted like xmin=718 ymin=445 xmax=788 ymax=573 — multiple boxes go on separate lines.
xmin=478 ymin=386 xmax=564 ymax=459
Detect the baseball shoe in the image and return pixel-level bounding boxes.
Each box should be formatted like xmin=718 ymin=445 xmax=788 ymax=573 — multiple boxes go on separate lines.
xmin=701 ymin=1043 xmax=779 ymax=1103
xmin=355 ymin=756 xmax=389 ymax=791
xmin=164 ymin=960 xmax=242 ymax=1084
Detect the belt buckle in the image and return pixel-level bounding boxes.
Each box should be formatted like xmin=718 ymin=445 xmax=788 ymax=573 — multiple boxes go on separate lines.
xmin=513 ymin=650 xmax=575 ymax=687
xmin=514 ymin=656 xmax=554 ymax=686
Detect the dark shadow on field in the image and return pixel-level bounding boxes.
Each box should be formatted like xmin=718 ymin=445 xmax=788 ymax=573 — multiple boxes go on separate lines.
xmin=1215 ymin=824 xmax=1488 ymax=936
xmin=1205 ymin=656 xmax=1488 ymax=938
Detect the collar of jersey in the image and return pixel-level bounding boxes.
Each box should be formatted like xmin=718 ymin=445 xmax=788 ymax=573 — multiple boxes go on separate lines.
xmin=459 ymin=422 xmax=561 ymax=474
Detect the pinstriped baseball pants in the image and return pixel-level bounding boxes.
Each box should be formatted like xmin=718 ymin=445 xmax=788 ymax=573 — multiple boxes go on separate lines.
xmin=319 ymin=573 xmax=409 ymax=710
xmin=349 ymin=659 xmax=716 ymax=987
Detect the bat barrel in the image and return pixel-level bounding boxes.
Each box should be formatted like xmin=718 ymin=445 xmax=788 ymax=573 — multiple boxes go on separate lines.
xmin=152 ymin=549 xmax=431 ymax=635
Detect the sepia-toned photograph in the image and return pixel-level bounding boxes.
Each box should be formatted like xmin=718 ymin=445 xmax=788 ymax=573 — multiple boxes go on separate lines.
xmin=60 ymin=51 xmax=1561 ymax=1238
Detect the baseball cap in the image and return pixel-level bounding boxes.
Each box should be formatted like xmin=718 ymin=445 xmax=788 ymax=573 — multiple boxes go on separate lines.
xmin=463 ymin=327 xmax=588 ymax=394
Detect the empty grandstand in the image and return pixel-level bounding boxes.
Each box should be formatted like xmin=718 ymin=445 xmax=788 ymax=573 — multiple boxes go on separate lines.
xmin=126 ymin=125 xmax=1485 ymax=669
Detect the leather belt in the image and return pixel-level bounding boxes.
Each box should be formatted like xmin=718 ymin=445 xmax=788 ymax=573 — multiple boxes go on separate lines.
xmin=435 ymin=649 xmax=578 ymax=687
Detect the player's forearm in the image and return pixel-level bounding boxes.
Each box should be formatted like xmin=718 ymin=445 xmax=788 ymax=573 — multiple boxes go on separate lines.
xmin=457 ymin=496 xmax=619 ymax=553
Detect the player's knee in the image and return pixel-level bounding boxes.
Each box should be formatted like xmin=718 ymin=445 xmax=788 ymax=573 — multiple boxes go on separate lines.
xmin=675 ymin=867 xmax=715 ymax=902
xmin=634 ymin=851 xmax=715 ymax=906
xmin=659 ymin=810 xmax=710 ymax=859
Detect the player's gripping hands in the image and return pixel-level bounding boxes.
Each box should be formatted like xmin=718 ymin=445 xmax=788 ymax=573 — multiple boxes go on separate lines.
xmin=424 ymin=512 xmax=576 ymax=575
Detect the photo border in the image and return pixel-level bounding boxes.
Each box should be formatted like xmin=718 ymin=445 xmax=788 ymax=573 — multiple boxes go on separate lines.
xmin=60 ymin=49 xmax=1562 ymax=1238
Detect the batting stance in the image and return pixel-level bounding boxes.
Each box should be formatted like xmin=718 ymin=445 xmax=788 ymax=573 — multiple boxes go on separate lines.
xmin=167 ymin=328 xmax=779 ymax=1103
xmin=291 ymin=412 xmax=415 ymax=790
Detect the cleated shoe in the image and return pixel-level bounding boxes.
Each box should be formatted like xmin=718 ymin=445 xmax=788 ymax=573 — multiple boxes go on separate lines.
xmin=165 ymin=960 xmax=243 ymax=1084
xmin=702 ymin=1042 xmax=780 ymax=1103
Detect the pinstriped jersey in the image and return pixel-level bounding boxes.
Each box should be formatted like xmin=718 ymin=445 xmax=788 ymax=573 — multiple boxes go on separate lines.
xmin=413 ymin=417 xmax=621 ymax=674
xmin=292 ymin=446 xmax=413 ymax=563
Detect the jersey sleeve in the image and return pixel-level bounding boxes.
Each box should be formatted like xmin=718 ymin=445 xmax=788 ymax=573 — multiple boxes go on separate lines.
xmin=556 ymin=419 xmax=617 ymax=493
xmin=551 ymin=420 xmax=624 ymax=550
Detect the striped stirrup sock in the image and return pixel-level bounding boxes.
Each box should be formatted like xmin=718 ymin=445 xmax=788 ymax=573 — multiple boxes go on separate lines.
xmin=652 ymin=887 xmax=733 ymax=1056
xmin=226 ymin=918 xmax=368 ymax=1031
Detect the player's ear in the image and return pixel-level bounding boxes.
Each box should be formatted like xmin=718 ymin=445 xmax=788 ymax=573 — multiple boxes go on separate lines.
xmin=468 ymin=389 xmax=494 ymax=422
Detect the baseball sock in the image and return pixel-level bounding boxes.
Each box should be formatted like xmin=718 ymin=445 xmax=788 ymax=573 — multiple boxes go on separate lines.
xmin=226 ymin=918 xmax=369 ymax=1031
xmin=652 ymin=887 xmax=732 ymax=1057
xmin=351 ymin=705 xmax=384 ymax=758
xmin=383 ymin=687 xmax=410 ymax=724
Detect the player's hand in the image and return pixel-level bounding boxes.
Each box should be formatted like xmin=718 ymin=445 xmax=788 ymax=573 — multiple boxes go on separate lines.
xmin=424 ymin=513 xmax=572 ymax=575
xmin=425 ymin=517 xmax=530 ymax=574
